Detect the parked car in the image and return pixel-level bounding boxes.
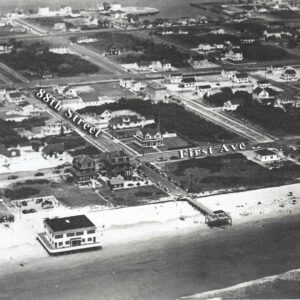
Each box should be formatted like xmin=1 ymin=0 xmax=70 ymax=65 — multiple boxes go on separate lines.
xmin=34 ymin=172 xmax=44 ymax=177
xmin=8 ymin=175 xmax=18 ymax=180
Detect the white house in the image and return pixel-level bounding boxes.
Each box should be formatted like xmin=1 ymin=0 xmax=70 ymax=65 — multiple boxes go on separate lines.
xmin=134 ymin=128 xmax=164 ymax=148
xmin=49 ymin=47 xmax=69 ymax=54
xmin=223 ymin=98 xmax=245 ymax=111
xmin=280 ymin=68 xmax=297 ymax=81
xmin=221 ymin=70 xmax=237 ymax=79
xmin=180 ymin=77 xmax=197 ymax=89
xmin=232 ymin=73 xmax=249 ymax=84
xmin=41 ymin=120 xmax=71 ymax=137
xmin=168 ymin=72 xmax=183 ymax=84
xmin=224 ymin=50 xmax=243 ymax=61
xmin=254 ymin=149 xmax=279 ymax=163
xmin=197 ymin=85 xmax=212 ymax=98
xmin=37 ymin=215 xmax=100 ymax=254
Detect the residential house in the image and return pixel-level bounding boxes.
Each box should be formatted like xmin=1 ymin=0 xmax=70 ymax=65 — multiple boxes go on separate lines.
xmin=180 ymin=77 xmax=197 ymax=89
xmin=221 ymin=70 xmax=237 ymax=79
xmin=134 ymin=128 xmax=164 ymax=148
xmin=232 ymin=73 xmax=249 ymax=84
xmin=274 ymin=95 xmax=300 ymax=109
xmin=168 ymin=72 xmax=183 ymax=84
xmin=268 ymin=64 xmax=285 ymax=75
xmin=280 ymin=68 xmax=297 ymax=81
xmin=223 ymin=98 xmax=245 ymax=111
xmin=0 ymin=44 xmax=13 ymax=54
xmin=70 ymin=155 xmax=98 ymax=183
xmin=224 ymin=50 xmax=243 ymax=61
xmin=42 ymin=143 xmax=65 ymax=159
xmin=107 ymin=45 xmax=121 ymax=56
xmin=197 ymin=85 xmax=212 ymax=98
xmin=53 ymin=22 xmax=67 ymax=32
xmin=107 ymin=175 xmax=125 ymax=190
xmin=49 ymin=47 xmax=69 ymax=54
xmin=105 ymin=150 xmax=131 ymax=170
xmin=6 ymin=90 xmax=26 ymax=104
xmin=146 ymin=82 xmax=168 ymax=103
xmin=0 ymin=145 xmax=21 ymax=168
xmin=253 ymin=87 xmax=278 ymax=105
xmin=254 ymin=149 xmax=279 ymax=163
xmin=120 ymin=78 xmax=134 ymax=89
xmin=257 ymin=80 xmax=271 ymax=88
xmin=109 ymin=114 xmax=153 ymax=130
xmin=41 ymin=120 xmax=71 ymax=137
xmin=37 ymin=215 xmax=99 ymax=254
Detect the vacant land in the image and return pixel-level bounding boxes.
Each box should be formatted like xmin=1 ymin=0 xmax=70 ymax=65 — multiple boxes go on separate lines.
xmin=165 ymin=153 xmax=300 ymax=193
xmin=97 ymin=185 xmax=168 ymax=207
xmin=79 ymin=99 xmax=239 ymax=144
xmin=82 ymin=32 xmax=190 ymax=67
xmin=2 ymin=180 xmax=105 ymax=208
xmin=235 ymin=103 xmax=300 ymax=136
xmin=0 ymin=41 xmax=101 ymax=79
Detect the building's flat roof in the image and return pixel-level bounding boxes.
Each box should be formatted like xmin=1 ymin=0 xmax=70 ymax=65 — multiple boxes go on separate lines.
xmin=44 ymin=215 xmax=95 ymax=232
xmin=255 ymin=149 xmax=277 ymax=156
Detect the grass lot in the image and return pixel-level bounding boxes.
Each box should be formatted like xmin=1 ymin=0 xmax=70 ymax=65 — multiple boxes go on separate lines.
xmin=84 ymin=32 xmax=190 ymax=67
xmin=2 ymin=179 xmax=106 ymax=208
xmin=235 ymin=103 xmax=300 ymax=136
xmin=0 ymin=41 xmax=102 ymax=79
xmin=165 ymin=153 xmax=300 ymax=193
xmin=159 ymin=136 xmax=191 ymax=151
xmin=97 ymin=185 xmax=168 ymax=207
xmin=78 ymin=99 xmax=239 ymax=144
xmin=26 ymin=17 xmax=72 ymax=30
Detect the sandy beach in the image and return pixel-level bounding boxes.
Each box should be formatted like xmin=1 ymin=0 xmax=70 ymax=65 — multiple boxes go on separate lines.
xmin=0 ymin=183 xmax=299 ymax=299
xmin=1 ymin=183 xmax=299 ymax=267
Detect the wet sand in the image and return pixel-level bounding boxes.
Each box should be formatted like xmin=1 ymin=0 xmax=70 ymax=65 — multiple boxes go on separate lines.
xmin=0 ymin=214 xmax=300 ymax=300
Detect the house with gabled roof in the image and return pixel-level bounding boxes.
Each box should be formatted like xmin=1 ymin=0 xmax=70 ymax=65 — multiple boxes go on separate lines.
xmin=134 ymin=128 xmax=164 ymax=148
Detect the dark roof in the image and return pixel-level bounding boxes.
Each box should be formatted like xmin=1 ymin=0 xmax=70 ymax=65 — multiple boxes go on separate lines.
xmin=110 ymin=115 xmax=141 ymax=125
xmin=43 ymin=143 xmax=65 ymax=155
xmin=0 ymin=145 xmax=21 ymax=157
xmin=182 ymin=77 xmax=196 ymax=83
xmin=228 ymin=98 xmax=246 ymax=105
xmin=235 ymin=73 xmax=248 ymax=78
xmin=198 ymin=85 xmax=211 ymax=89
xmin=44 ymin=215 xmax=95 ymax=232
xmin=257 ymin=80 xmax=270 ymax=85
xmin=255 ymin=149 xmax=277 ymax=156
xmin=139 ymin=127 xmax=161 ymax=137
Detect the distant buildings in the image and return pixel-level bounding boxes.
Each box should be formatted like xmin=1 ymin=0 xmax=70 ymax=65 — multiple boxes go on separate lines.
xmin=232 ymin=73 xmax=249 ymax=84
xmin=280 ymin=68 xmax=297 ymax=81
xmin=223 ymin=98 xmax=246 ymax=111
xmin=49 ymin=47 xmax=69 ymax=54
xmin=224 ymin=50 xmax=244 ymax=62
xmin=41 ymin=120 xmax=71 ymax=137
xmin=146 ymin=82 xmax=168 ymax=102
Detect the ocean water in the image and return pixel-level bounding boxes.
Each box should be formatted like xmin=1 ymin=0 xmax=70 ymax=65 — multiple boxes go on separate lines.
xmin=0 ymin=0 xmax=222 ymax=18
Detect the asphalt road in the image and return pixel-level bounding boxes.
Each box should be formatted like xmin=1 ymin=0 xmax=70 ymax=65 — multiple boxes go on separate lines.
xmin=0 ymin=215 xmax=300 ymax=300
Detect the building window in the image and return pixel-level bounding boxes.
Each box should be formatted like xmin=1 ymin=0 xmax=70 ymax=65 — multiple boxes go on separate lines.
xmin=82 ymin=239 xmax=85 ymax=243
xmin=76 ymin=231 xmax=83 ymax=236
xmin=59 ymin=242 xmax=63 ymax=246
xmin=66 ymin=241 xmax=70 ymax=245
xmin=67 ymin=232 xmax=75 ymax=237
xmin=55 ymin=234 xmax=63 ymax=239
xmin=88 ymin=238 xmax=92 ymax=242
xmin=87 ymin=229 xmax=95 ymax=234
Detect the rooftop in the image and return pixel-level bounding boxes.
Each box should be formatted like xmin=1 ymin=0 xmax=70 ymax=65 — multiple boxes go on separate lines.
xmin=255 ymin=149 xmax=277 ymax=156
xmin=44 ymin=215 xmax=95 ymax=232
